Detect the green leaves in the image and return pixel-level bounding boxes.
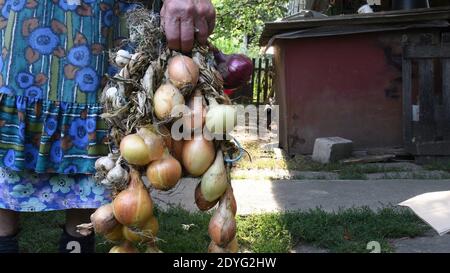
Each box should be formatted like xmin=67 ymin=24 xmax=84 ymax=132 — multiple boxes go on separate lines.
xmin=211 ymin=0 xmax=288 ymax=56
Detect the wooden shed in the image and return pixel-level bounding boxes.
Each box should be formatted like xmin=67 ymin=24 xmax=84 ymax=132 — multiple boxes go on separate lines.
xmin=261 ymin=7 xmax=450 ymax=155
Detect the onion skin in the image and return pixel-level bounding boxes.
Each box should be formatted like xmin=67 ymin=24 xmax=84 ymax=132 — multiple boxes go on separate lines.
xmin=171 ymin=139 xmax=184 ymax=163
xmin=146 ymin=152 xmax=182 ymax=191
xmin=123 ymin=216 xmax=159 ymax=244
xmin=137 ymin=127 xmax=165 ymax=162
xmin=154 ymin=83 xmax=185 ymax=120
xmin=168 ymin=55 xmax=199 ymax=90
xmin=104 ymin=224 xmax=125 ymax=242
xmin=195 ymin=182 xmax=219 ymax=211
xmin=113 ymin=169 xmax=153 ymax=228
xmin=158 ymin=125 xmax=173 ymax=150
xmin=223 ymin=186 xmax=237 ymax=216
xmin=205 ymin=98 xmax=237 ymax=135
xmin=90 ymin=204 xmax=119 ymax=235
xmin=214 ymin=51 xmax=253 ymax=90
xmin=182 ymin=137 xmax=215 ymax=177
xmin=184 ymin=89 xmax=206 ymax=131
xmin=120 ymin=134 xmax=152 ymax=166
xmin=201 ymin=150 xmax=228 ymax=202
xmin=109 ymin=241 xmax=139 ymax=253
xmin=208 ymin=190 xmax=237 ymax=247
xmin=208 ymin=237 xmax=239 ymax=253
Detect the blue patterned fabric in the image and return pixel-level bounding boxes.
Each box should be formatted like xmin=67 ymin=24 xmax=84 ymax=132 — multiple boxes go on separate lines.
xmin=0 ymin=166 xmax=110 ymax=211
xmin=0 ymin=0 xmax=143 ymax=211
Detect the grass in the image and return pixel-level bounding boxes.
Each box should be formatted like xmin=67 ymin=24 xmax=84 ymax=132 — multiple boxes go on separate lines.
xmin=18 ymin=206 xmax=429 ymax=253
xmin=424 ymin=161 xmax=450 ymax=173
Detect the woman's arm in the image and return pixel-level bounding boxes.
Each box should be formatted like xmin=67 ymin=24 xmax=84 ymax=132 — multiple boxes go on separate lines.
xmin=161 ymin=0 xmax=216 ymax=53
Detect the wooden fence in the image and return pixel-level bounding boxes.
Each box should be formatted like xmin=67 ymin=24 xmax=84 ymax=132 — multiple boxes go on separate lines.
xmin=402 ymin=32 xmax=450 ymax=156
xmin=230 ymin=56 xmax=274 ymax=106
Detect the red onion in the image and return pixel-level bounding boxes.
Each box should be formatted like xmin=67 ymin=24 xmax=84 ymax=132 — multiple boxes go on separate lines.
xmin=214 ymin=51 xmax=253 ymax=90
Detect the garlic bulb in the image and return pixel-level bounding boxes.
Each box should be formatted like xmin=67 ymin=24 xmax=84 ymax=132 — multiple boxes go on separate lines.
xmin=106 ymin=164 xmax=129 ymax=186
xmin=115 ymin=50 xmax=132 ymax=67
xmin=105 ymin=87 xmax=119 ymax=100
xmin=95 ymin=156 xmax=116 ymax=173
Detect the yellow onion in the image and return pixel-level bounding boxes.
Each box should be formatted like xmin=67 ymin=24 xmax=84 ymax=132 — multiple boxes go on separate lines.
xmin=184 ymin=89 xmax=206 ymax=131
xmin=205 ymin=98 xmax=237 ymax=136
xmin=182 ymin=137 xmax=215 ymax=177
xmin=113 ymin=169 xmax=153 ymax=228
xmin=104 ymin=224 xmax=125 ymax=242
xmin=158 ymin=125 xmax=173 ymax=151
xmin=201 ymin=150 xmax=228 ymax=202
xmin=146 ymin=150 xmax=182 ymax=191
xmin=168 ymin=55 xmax=199 ymax=90
xmin=136 ymin=127 xmax=165 ymax=162
xmin=171 ymin=139 xmax=184 ymax=163
xmin=90 ymin=204 xmax=119 ymax=236
xmin=153 ymin=83 xmax=185 ymax=120
xmin=195 ymin=182 xmax=218 ymax=211
xmin=109 ymin=241 xmax=139 ymax=253
xmin=123 ymin=216 xmax=159 ymax=244
xmin=223 ymin=186 xmax=237 ymax=216
xmin=208 ymin=188 xmax=237 ymax=247
xmin=208 ymin=237 xmax=239 ymax=253
xmin=120 ymin=134 xmax=152 ymax=166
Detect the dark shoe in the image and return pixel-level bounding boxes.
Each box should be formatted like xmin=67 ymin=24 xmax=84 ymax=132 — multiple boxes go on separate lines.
xmin=58 ymin=228 xmax=95 ymax=253
xmin=0 ymin=234 xmax=19 ymax=253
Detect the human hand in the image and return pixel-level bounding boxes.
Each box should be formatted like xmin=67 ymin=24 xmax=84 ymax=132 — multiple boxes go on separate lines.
xmin=161 ymin=0 xmax=216 ymax=53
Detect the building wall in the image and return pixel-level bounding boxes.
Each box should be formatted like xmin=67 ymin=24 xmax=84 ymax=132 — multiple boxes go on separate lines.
xmin=275 ymin=32 xmax=407 ymax=154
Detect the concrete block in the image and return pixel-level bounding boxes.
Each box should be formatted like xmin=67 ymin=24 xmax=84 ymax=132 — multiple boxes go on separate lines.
xmin=312 ymin=137 xmax=353 ymax=164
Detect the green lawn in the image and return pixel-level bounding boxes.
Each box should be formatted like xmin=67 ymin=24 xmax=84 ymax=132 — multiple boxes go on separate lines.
xmin=18 ymin=206 xmax=429 ymax=253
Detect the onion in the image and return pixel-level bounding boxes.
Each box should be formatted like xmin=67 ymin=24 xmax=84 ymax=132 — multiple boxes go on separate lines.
xmin=158 ymin=125 xmax=173 ymax=150
xmin=123 ymin=216 xmax=159 ymax=244
xmin=200 ymin=150 xmax=228 ymax=202
xmin=184 ymin=89 xmax=206 ymax=132
xmin=90 ymin=204 xmax=119 ymax=236
xmin=214 ymin=50 xmax=253 ymax=90
xmin=137 ymin=127 xmax=165 ymax=162
xmin=205 ymin=98 xmax=237 ymax=136
xmin=171 ymin=139 xmax=184 ymax=163
xmin=168 ymin=55 xmax=199 ymax=90
xmin=104 ymin=224 xmax=125 ymax=242
xmin=182 ymin=136 xmax=215 ymax=177
xmin=120 ymin=134 xmax=152 ymax=166
xmin=195 ymin=182 xmax=218 ymax=211
xmin=224 ymin=186 xmax=238 ymax=216
xmin=146 ymin=150 xmax=182 ymax=191
xmin=109 ymin=241 xmax=139 ymax=253
xmin=153 ymin=83 xmax=185 ymax=120
xmin=208 ymin=187 xmax=237 ymax=247
xmin=113 ymin=169 xmax=153 ymax=228
xmin=208 ymin=237 xmax=239 ymax=253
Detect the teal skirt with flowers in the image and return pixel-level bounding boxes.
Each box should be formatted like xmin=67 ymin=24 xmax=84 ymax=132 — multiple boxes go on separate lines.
xmin=0 ymin=0 xmax=144 ymax=211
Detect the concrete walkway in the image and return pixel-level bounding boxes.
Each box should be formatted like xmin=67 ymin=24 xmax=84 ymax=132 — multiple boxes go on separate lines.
xmin=152 ymin=178 xmax=450 ymax=214
xmin=151 ymin=178 xmax=450 ymax=253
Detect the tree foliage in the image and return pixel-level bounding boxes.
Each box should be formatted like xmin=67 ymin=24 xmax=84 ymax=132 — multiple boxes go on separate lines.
xmin=211 ymin=0 xmax=288 ymax=56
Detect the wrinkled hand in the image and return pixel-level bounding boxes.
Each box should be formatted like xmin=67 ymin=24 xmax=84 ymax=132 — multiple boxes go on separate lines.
xmin=161 ymin=0 xmax=216 ymax=53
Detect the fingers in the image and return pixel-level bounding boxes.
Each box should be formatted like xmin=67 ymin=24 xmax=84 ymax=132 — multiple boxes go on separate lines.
xmin=180 ymin=18 xmax=195 ymax=53
xmin=194 ymin=17 xmax=209 ymax=45
xmin=206 ymin=8 xmax=216 ymax=35
xmin=164 ymin=18 xmax=181 ymax=51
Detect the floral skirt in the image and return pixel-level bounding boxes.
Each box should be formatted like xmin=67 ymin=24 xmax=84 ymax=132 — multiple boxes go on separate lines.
xmin=0 ymin=167 xmax=111 ymax=212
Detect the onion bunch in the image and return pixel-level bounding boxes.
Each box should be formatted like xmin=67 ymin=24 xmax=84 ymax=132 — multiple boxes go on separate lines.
xmin=89 ymin=10 xmax=248 ymax=254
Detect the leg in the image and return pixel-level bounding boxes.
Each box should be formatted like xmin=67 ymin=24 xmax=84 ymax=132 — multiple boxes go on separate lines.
xmin=0 ymin=209 xmax=20 ymax=253
xmin=59 ymin=209 xmax=95 ymax=253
